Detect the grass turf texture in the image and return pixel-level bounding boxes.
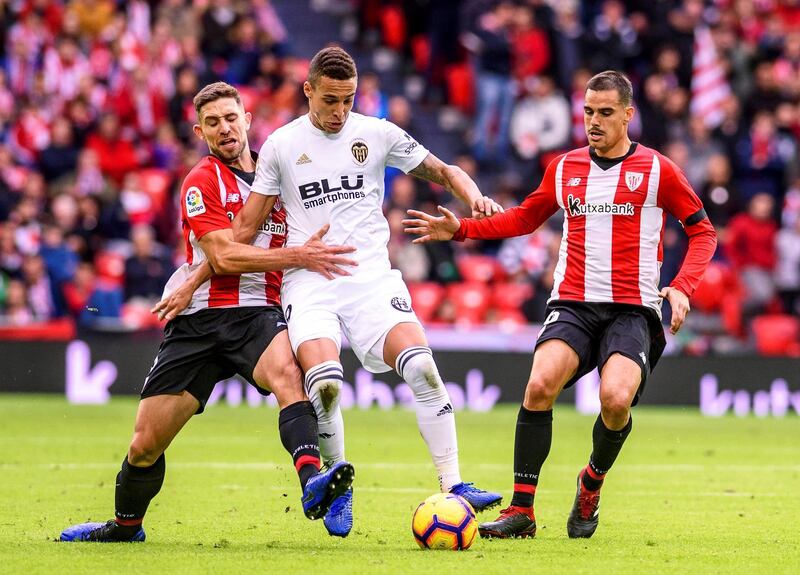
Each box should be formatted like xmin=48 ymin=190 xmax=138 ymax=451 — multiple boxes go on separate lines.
xmin=1 ymin=395 xmax=798 ymax=574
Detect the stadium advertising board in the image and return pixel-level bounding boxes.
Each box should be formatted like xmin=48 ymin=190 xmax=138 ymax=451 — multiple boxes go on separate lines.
xmin=1 ymin=335 xmax=799 ymax=417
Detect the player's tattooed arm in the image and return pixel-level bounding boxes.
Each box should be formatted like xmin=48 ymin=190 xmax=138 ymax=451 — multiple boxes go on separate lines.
xmin=232 ymin=193 xmax=278 ymax=244
xmin=408 ymin=153 xmax=503 ymax=219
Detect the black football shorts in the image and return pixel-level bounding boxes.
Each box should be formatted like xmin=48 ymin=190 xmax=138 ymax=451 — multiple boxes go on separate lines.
xmin=140 ymin=306 xmax=288 ymax=413
xmin=534 ymin=300 xmax=666 ymax=405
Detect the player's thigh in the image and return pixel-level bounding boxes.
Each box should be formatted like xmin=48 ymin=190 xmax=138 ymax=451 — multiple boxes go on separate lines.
xmin=281 ymin=278 xmax=342 ymax=364
xmin=129 ymin=391 xmax=199 ymax=465
xmin=252 ymin=329 xmax=305 ymax=408
xmin=598 ymin=353 xmax=642 ymax=413
xmin=382 ymin=321 xmax=427 ymax=369
xmin=525 ymin=339 xmax=580 ymax=404
xmin=597 ymin=311 xmax=651 ymax=409
xmin=338 ymin=269 xmax=420 ymax=373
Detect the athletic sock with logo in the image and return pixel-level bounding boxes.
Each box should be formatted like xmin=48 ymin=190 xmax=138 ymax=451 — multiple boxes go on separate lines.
xmin=582 ymin=414 xmax=633 ymax=491
xmin=396 ymin=346 xmax=461 ymax=491
xmin=114 ymin=453 xmax=165 ymax=533
xmin=278 ymin=400 xmax=322 ymax=489
xmin=510 ymin=407 xmax=553 ymax=509
xmin=305 ymin=361 xmax=346 ymax=466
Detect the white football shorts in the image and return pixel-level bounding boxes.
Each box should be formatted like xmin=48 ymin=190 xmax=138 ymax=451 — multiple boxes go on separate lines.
xmin=281 ymin=268 xmax=422 ymax=373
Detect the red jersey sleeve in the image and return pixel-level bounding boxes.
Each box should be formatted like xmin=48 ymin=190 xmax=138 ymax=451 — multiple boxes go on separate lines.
xmin=453 ymin=156 xmax=561 ymax=241
xmin=657 ymin=154 xmax=718 ymax=297
xmin=181 ymin=162 xmax=232 ymax=240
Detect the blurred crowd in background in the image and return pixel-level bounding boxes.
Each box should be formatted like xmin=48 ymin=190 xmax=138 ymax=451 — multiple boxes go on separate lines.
xmin=0 ymin=0 xmax=799 ymax=356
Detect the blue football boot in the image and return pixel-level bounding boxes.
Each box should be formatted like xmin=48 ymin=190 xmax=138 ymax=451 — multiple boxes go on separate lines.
xmin=60 ymin=520 xmax=145 ymax=542
xmin=449 ymin=482 xmax=503 ymax=512
xmin=302 ymin=460 xmax=355 ymax=520
xmin=323 ymin=487 xmax=353 ymax=537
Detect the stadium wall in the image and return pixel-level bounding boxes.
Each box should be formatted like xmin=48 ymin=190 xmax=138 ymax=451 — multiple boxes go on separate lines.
xmin=2 ymin=335 xmax=799 ymax=417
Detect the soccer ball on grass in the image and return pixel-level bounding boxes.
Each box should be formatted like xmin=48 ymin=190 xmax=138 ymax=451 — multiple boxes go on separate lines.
xmin=411 ymin=493 xmax=477 ymax=550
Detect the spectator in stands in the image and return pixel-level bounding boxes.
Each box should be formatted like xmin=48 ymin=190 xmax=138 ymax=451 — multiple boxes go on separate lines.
xmin=21 ymin=254 xmax=55 ymax=320
xmin=85 ymin=112 xmax=140 ymax=186
xmin=585 ymin=0 xmax=640 ymax=72
xmin=355 ymin=71 xmax=388 ymax=119
xmin=727 ymin=193 xmax=778 ymax=314
xmin=1 ymin=278 xmax=35 ymax=325
xmin=511 ymin=4 xmax=550 ymax=90
xmin=124 ymin=224 xmax=171 ymax=304
xmin=700 ymin=153 xmax=741 ymax=227
xmin=509 ymin=76 xmax=570 ymax=162
xmin=63 ymin=260 xmax=122 ymax=326
xmin=39 ymin=117 xmax=80 ymax=183
xmin=469 ymin=1 xmax=516 ymax=167
xmin=776 ymin=216 xmax=800 ymax=315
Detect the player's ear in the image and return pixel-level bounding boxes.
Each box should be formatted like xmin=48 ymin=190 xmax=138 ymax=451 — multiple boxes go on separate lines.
xmin=244 ymin=111 xmax=252 ymax=129
xmin=303 ymin=81 xmax=313 ymax=99
xmin=192 ymin=123 xmax=205 ymax=142
xmin=625 ymin=105 xmax=635 ymax=124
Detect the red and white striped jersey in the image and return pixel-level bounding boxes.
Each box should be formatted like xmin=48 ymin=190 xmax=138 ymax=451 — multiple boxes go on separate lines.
xmin=161 ymin=154 xmax=287 ymax=315
xmin=454 ymin=143 xmax=717 ymax=317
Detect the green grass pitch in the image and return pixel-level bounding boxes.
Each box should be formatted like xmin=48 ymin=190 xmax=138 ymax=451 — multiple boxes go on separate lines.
xmin=1 ymin=395 xmax=798 ymax=574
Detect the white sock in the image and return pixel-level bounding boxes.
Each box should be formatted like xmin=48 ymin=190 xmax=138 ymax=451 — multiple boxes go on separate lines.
xmin=396 ymin=346 xmax=462 ymax=491
xmin=305 ymin=361 xmax=346 ymax=466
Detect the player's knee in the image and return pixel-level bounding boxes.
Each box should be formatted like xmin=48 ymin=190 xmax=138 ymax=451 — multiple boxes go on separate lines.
xmin=310 ymin=378 xmax=342 ymax=413
xmin=599 ymin=386 xmax=632 ymax=420
xmin=398 ymin=349 xmax=445 ymax=399
xmin=262 ymin=359 xmax=306 ymax=406
xmin=524 ymin=374 xmax=559 ymax=408
xmin=128 ymin=435 xmax=164 ymax=467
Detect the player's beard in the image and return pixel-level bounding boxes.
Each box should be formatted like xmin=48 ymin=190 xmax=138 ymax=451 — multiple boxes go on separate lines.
xmin=213 ymin=139 xmax=244 ymax=164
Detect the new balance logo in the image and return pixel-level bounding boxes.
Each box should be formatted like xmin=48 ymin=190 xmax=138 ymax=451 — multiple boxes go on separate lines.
xmin=437 ymin=403 xmax=453 ymax=417
xmin=566 ymin=177 xmax=582 ymax=187
xmin=296 ymin=153 xmax=312 ymax=165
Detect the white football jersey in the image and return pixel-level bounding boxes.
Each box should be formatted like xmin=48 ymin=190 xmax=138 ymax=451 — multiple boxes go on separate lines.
xmin=251 ymin=112 xmax=429 ymax=282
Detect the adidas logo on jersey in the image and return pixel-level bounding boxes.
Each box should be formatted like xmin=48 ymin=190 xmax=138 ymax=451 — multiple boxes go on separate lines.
xmin=296 ymin=153 xmax=312 ymax=165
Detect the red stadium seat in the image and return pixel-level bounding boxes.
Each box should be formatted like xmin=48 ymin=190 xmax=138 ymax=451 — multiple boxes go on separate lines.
xmin=489 ymin=307 xmax=528 ymax=328
xmin=410 ymin=35 xmax=430 ymax=73
xmin=690 ymin=261 xmax=743 ymax=336
xmin=121 ymin=301 xmax=164 ymax=330
xmin=408 ymin=282 xmax=445 ymax=322
xmin=138 ymin=168 xmax=171 ymax=212
xmin=380 ymin=5 xmax=406 ymax=50
xmin=752 ymin=314 xmax=800 ymax=356
xmin=456 ymin=254 xmax=504 ymax=284
xmin=94 ymin=251 xmax=126 ymax=286
xmin=445 ymin=62 xmax=475 ymax=114
xmin=491 ymin=282 xmax=533 ymax=310
xmin=447 ymin=282 xmax=490 ymax=324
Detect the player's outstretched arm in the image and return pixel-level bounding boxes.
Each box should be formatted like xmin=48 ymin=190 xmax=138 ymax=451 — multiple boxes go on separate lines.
xmin=408 ymin=153 xmax=503 ymax=219
xmin=402 ymin=206 xmax=461 ymax=243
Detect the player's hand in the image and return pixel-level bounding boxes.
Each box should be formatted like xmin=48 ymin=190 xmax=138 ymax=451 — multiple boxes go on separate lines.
xmin=471 ymin=195 xmax=504 ymax=220
xmin=660 ymin=286 xmax=690 ymax=335
xmin=151 ymin=283 xmax=193 ymax=322
xmin=402 ymin=206 xmax=460 ymax=243
xmin=298 ymin=224 xmax=358 ymax=280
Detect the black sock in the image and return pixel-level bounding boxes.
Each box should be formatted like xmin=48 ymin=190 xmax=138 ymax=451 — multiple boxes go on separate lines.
xmin=510 ymin=406 xmax=553 ymax=509
xmin=582 ymin=414 xmax=633 ymax=491
xmin=278 ymin=400 xmax=321 ymax=489
xmin=114 ymin=453 xmax=165 ymax=529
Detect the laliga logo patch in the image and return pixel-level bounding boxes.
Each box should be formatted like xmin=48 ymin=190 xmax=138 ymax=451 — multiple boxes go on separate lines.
xmin=186 ymin=186 xmax=206 ymax=217
xmin=391 ymin=296 xmax=412 ymax=312
xmin=351 ymin=139 xmax=369 ymax=166
xmin=625 ymin=172 xmax=643 ymax=191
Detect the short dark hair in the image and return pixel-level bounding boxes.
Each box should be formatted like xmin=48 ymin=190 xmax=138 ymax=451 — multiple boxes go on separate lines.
xmin=308 ymin=46 xmax=357 ymax=86
xmin=193 ymin=82 xmax=242 ymax=118
xmin=586 ymin=70 xmax=633 ymax=107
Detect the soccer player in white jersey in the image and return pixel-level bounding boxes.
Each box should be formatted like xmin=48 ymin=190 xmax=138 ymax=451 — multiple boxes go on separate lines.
xmin=404 ymin=71 xmax=717 ymax=539
xmin=156 ymin=47 xmax=504 ymax=537
xmin=247 ymin=46 xmax=507 ymax=537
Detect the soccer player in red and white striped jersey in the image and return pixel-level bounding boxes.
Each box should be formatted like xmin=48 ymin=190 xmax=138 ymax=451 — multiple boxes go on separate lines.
xmin=404 ymin=71 xmax=717 ymax=539
xmin=60 ymin=83 xmax=357 ymax=544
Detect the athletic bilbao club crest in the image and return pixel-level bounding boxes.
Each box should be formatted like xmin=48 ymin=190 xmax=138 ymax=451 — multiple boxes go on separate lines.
xmin=625 ymin=172 xmax=643 ymax=191
xmin=351 ymin=139 xmax=369 ymax=165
